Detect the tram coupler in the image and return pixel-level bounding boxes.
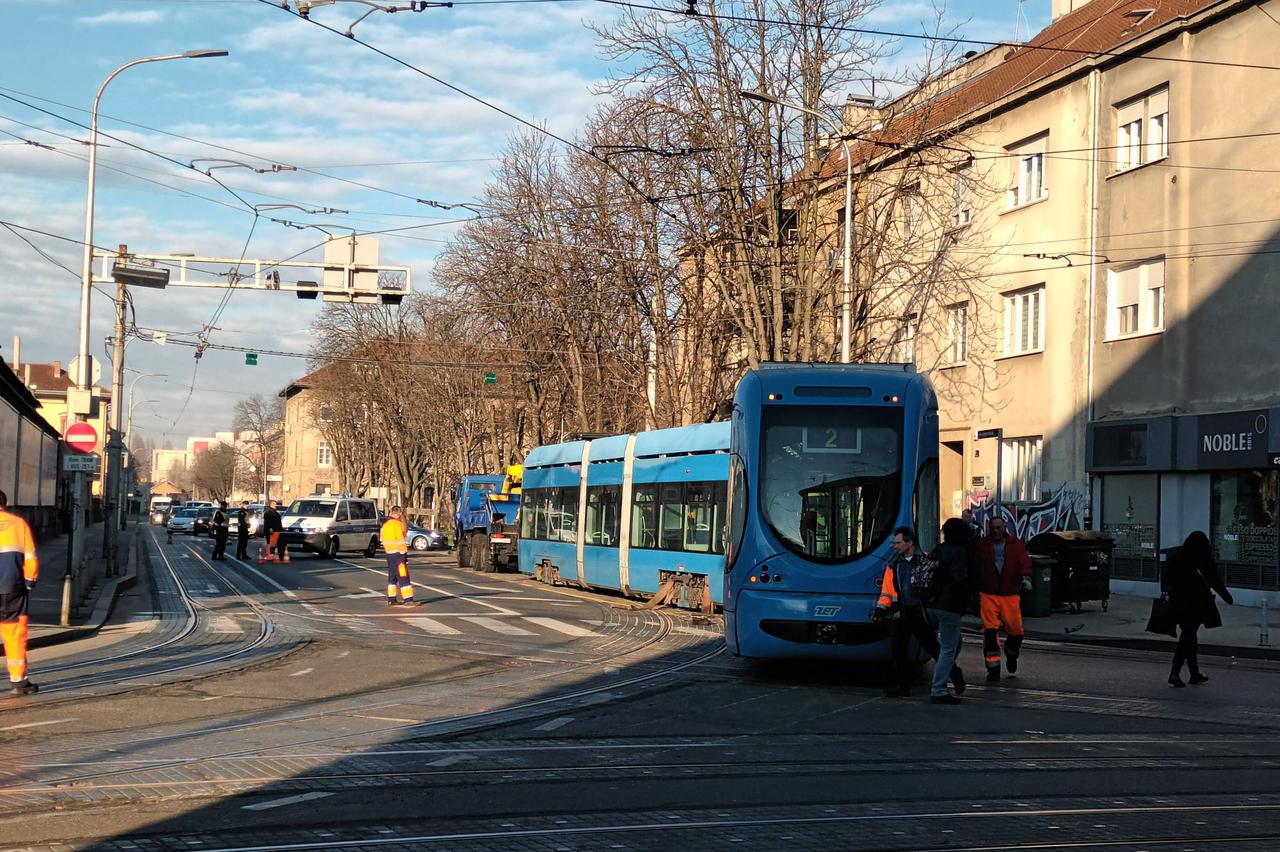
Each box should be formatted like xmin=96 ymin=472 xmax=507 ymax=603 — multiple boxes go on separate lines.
xmin=533 ymin=560 xmax=563 ymax=586
xmin=658 ymin=571 xmax=713 ymax=613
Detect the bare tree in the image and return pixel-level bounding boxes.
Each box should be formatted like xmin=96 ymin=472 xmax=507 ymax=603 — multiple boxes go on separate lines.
xmin=232 ymin=395 xmax=284 ymax=501
xmin=191 ymin=444 xmax=238 ymax=501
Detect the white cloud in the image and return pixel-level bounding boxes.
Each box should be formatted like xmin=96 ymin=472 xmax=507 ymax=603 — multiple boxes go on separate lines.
xmin=76 ymin=10 xmax=165 ymax=27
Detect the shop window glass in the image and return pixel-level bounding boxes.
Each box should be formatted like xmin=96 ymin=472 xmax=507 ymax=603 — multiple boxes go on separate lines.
xmin=1210 ymin=471 xmax=1278 ymax=582
xmin=1101 ymin=474 xmax=1159 ymax=581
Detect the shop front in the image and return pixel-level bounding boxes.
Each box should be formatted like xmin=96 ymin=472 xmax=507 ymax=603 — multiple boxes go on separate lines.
xmin=1087 ymin=408 xmax=1279 ymax=590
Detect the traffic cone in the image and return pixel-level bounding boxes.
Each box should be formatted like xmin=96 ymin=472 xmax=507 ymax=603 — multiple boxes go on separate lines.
xmin=281 ymin=547 xmax=291 ymax=564
xmin=256 ymin=542 xmax=266 ymax=564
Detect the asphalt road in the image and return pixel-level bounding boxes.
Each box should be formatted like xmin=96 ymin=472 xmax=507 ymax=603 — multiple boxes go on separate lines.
xmin=1 ymin=529 xmax=1279 ymax=851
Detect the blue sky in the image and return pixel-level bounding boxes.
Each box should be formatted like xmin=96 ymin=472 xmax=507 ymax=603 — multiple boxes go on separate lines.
xmin=0 ymin=0 xmax=1048 ymax=446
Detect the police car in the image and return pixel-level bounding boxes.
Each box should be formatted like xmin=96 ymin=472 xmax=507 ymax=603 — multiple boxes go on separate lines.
xmin=279 ymin=494 xmax=381 ymax=558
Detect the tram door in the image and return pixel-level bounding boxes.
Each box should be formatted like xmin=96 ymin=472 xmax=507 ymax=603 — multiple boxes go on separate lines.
xmin=799 ymin=481 xmax=864 ymax=559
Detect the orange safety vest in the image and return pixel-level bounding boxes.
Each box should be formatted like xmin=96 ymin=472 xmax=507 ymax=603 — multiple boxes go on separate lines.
xmin=877 ymin=564 xmax=899 ymax=610
xmin=380 ymin=518 xmax=408 ymax=554
xmin=0 ymin=509 xmax=38 ymax=593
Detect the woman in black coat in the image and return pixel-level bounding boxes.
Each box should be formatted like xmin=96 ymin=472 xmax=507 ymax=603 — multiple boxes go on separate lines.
xmin=1161 ymin=531 xmax=1234 ymax=687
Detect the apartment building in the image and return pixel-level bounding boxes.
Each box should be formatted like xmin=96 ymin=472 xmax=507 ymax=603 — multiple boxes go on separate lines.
xmin=782 ymin=0 xmax=1280 ymax=590
xmin=279 ymin=370 xmax=343 ymax=501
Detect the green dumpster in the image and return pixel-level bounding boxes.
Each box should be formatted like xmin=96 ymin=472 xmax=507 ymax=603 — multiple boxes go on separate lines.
xmin=1023 ymin=554 xmax=1055 ymax=618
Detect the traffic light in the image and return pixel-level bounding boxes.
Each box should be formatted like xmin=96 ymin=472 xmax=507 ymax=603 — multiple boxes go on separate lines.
xmin=245 ymin=352 xmax=258 ymax=366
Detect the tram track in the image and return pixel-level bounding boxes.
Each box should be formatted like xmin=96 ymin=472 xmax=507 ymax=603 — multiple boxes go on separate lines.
xmin=16 ymin=530 xmax=287 ymax=700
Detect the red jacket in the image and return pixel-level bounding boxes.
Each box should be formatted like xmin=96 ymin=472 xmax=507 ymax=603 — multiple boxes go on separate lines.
xmin=974 ymin=535 xmax=1031 ymax=596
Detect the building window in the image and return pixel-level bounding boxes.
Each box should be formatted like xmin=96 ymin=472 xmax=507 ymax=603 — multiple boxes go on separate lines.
xmin=1106 ymin=258 xmax=1164 ymax=339
xmin=950 ymin=165 xmax=972 ymax=229
xmin=945 ymin=302 xmax=969 ymax=365
xmin=1007 ymin=133 xmax=1047 ymax=208
xmin=316 ymin=440 xmax=332 ymax=468
xmin=901 ymin=183 xmax=922 ymax=240
xmin=1001 ymin=436 xmax=1043 ymax=502
xmin=1002 ymin=285 xmax=1044 ymax=356
xmin=1210 ymin=471 xmax=1278 ymax=579
xmin=318 ymin=404 xmax=333 ymax=423
xmin=1115 ymin=86 xmax=1169 ymax=172
xmin=895 ymin=314 xmax=917 ymax=364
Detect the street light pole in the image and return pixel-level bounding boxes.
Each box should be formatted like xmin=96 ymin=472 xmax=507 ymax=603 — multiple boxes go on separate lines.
xmin=740 ymin=90 xmax=858 ymax=363
xmin=77 ymin=50 xmax=227 ymax=578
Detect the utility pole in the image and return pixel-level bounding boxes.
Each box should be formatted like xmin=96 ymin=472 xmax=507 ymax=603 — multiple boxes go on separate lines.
xmin=103 ymin=246 xmax=128 ymax=576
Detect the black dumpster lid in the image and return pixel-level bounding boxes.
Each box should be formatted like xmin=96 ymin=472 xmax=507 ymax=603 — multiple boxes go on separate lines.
xmin=1027 ymin=529 xmax=1115 ymax=551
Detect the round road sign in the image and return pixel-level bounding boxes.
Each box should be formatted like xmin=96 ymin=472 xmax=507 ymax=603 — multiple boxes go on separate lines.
xmin=65 ymin=422 xmax=99 ymax=454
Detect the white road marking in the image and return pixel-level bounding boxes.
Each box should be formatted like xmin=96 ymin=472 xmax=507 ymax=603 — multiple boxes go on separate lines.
xmin=207 ymin=615 xmax=244 ymax=634
xmin=343 ymin=560 xmax=517 ymax=615
xmin=344 ymin=588 xmax=384 ymax=599
xmin=289 ymin=668 xmax=314 ymax=677
xmin=522 ymin=617 xmax=596 ymax=638
xmin=426 ymin=754 xmax=475 ymax=767
xmin=401 ymin=616 xmax=462 ymax=636
xmin=241 ymin=791 xmax=334 ymax=811
xmin=461 ymin=616 xmax=535 ymax=636
xmin=532 ymin=716 xmax=575 ymax=732
xmin=0 ymin=718 xmax=74 ymax=731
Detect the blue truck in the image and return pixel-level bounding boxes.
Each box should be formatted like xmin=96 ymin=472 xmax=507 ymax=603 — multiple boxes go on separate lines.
xmin=453 ymin=466 xmax=522 ymax=572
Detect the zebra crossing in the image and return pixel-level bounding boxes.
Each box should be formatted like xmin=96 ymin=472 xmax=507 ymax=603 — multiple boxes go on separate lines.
xmin=399 ymin=614 xmax=604 ymax=640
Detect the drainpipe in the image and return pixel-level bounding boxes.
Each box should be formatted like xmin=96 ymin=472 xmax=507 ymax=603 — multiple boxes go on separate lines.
xmin=1085 ymin=67 xmax=1102 ymax=527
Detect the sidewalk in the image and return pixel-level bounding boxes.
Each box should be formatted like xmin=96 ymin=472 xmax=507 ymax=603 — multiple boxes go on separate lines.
xmin=963 ymin=592 xmax=1280 ymax=661
xmin=26 ymin=521 xmax=139 ymax=650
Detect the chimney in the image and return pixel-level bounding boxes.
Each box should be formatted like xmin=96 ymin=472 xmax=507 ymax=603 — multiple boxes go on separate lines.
xmin=842 ymin=94 xmax=878 ymax=134
xmin=1051 ymin=0 xmax=1091 ymax=21
xmin=10 ymin=336 xmax=18 ymax=370
xmin=53 ymin=360 xmax=62 ymax=376
xmin=23 ymin=364 xmax=31 ymax=386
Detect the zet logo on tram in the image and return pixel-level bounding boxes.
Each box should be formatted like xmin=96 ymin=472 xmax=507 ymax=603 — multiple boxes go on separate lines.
xmin=812 ymin=605 xmax=842 ymax=617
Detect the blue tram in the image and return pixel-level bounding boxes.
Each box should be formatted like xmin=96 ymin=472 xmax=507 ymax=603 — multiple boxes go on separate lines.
xmin=519 ymin=423 xmax=730 ymax=608
xmin=725 ymin=363 xmax=939 ymax=660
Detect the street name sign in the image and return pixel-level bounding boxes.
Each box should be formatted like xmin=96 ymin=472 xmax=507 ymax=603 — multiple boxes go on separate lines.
xmin=64 ymin=454 xmax=101 ymax=473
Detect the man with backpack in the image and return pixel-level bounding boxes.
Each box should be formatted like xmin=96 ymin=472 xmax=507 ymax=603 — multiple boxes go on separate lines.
xmin=974 ymin=515 xmax=1032 ymax=681
xmin=927 ymin=518 xmax=975 ymax=704
xmin=873 ymin=526 xmax=964 ymax=699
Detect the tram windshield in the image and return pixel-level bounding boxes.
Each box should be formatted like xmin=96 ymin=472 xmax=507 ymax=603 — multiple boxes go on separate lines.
xmin=760 ymin=405 xmax=902 ymax=563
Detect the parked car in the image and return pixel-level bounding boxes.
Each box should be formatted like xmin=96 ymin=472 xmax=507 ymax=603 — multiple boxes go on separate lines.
xmin=407 ymin=524 xmax=446 ymax=551
xmin=228 ymin=504 xmax=265 ymax=536
xmin=192 ymin=507 xmax=215 ymax=536
xmin=167 ymin=508 xmax=200 ymax=535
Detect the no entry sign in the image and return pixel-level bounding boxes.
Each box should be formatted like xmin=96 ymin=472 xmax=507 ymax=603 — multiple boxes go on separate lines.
xmin=65 ymin=422 xmax=99 ymax=454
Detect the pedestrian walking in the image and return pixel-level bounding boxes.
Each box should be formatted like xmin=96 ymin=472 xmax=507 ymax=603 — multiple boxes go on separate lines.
xmin=873 ymin=526 xmax=962 ymax=698
xmin=1162 ymin=530 xmax=1234 ymax=687
xmin=262 ymin=499 xmax=285 ymax=562
xmin=381 ymin=506 xmax=418 ymax=606
xmin=974 ymin=516 xmax=1032 ymax=681
xmin=211 ymin=501 xmax=230 ymax=560
xmin=234 ymin=500 xmax=251 ymax=560
xmin=926 ymin=518 xmax=974 ymax=704
xmin=0 ymin=490 xmax=39 ymax=695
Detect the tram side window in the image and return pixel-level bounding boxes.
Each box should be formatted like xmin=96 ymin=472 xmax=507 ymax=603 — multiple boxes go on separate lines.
xmin=586 ymin=485 xmax=621 ymax=547
xmin=520 ymin=487 xmax=542 ymax=541
xmin=631 ymin=486 xmax=658 ymax=549
xmin=659 ymin=484 xmax=684 ymax=550
xmin=631 ymin=481 xmax=727 ymax=555
xmin=559 ymin=487 xmax=580 ymax=543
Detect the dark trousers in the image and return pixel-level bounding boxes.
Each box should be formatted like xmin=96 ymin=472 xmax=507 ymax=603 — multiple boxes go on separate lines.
xmin=212 ymin=529 xmax=228 ymax=559
xmin=1172 ymin=619 xmax=1201 ymax=677
xmin=890 ymin=606 xmax=941 ymax=690
xmin=235 ymin=531 xmax=249 ymax=560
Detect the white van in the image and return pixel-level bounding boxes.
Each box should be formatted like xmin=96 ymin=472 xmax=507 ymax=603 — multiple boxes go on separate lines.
xmin=279 ymin=495 xmax=381 ymax=558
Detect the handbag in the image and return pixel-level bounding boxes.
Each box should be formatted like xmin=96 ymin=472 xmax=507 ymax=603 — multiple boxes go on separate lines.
xmin=1145 ymin=596 xmax=1178 ymax=637
xmin=1203 ymin=596 xmax=1223 ymax=629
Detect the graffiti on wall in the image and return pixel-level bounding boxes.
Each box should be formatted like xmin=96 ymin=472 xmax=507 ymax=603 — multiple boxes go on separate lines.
xmin=967 ymin=481 xmax=1089 ymax=540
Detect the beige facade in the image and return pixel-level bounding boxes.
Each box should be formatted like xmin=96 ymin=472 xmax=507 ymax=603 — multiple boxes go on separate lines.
xmin=280 ymin=373 xmax=341 ymax=502
xmin=772 ymin=0 xmax=1280 ymax=590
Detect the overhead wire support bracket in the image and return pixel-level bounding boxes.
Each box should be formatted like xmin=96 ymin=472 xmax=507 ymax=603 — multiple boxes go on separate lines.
xmin=89 ymin=249 xmax=411 ymax=302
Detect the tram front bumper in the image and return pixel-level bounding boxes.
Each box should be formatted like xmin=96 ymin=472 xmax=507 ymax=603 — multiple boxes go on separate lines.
xmin=729 ymin=589 xmax=892 ymax=660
